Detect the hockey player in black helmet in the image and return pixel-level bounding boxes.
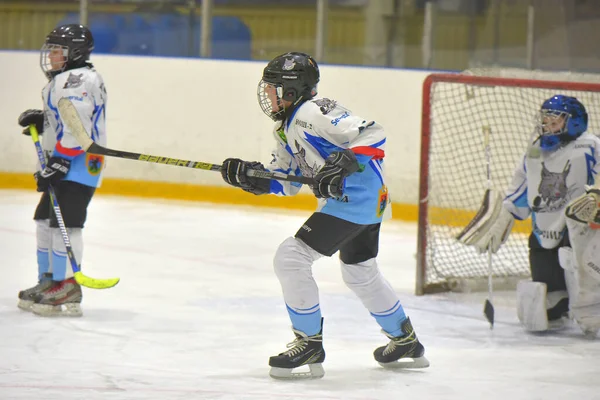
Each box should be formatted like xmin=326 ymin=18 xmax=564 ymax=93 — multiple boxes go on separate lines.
xmin=16 ymin=24 xmax=108 ymax=317
xmin=40 ymin=24 xmax=95 ymax=80
xmin=220 ymin=52 xmax=429 ymax=379
xmin=257 ymin=51 xmax=320 ymax=121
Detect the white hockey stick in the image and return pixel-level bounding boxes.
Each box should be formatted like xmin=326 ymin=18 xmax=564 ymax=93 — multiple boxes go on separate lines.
xmin=57 ymin=98 xmax=314 ymax=185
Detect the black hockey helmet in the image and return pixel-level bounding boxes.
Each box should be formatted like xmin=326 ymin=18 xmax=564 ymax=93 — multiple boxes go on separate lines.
xmin=40 ymin=24 xmax=94 ymax=80
xmin=257 ymin=52 xmax=320 ymax=121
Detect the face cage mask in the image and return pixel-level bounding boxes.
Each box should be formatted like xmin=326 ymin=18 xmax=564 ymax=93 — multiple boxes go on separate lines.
xmin=40 ymin=44 xmax=69 ymax=80
xmin=257 ymin=80 xmax=287 ymax=121
xmin=537 ymin=110 xmax=570 ymax=150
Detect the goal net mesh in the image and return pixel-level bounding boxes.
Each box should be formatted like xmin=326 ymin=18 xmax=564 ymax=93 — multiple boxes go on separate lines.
xmin=417 ymin=69 xmax=600 ymax=294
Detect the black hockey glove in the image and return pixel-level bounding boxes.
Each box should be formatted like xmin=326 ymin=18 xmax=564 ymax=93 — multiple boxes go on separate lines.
xmin=312 ymin=149 xmax=360 ymax=199
xmin=221 ymin=158 xmax=271 ymax=195
xmin=18 ymin=109 xmax=44 ymax=136
xmin=34 ymin=157 xmax=71 ymax=192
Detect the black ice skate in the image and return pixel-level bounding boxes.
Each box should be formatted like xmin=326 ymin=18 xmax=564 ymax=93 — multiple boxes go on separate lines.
xmin=269 ymin=320 xmax=326 ymax=380
xmin=373 ymin=318 xmax=430 ymax=369
xmin=17 ymin=273 xmax=55 ymax=311
xmin=31 ymin=277 xmax=83 ymax=317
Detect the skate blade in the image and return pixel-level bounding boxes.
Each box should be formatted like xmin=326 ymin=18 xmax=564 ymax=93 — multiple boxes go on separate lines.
xmin=31 ymin=303 xmax=83 ymax=317
xmin=269 ymin=363 xmax=325 ymax=380
xmin=379 ymin=356 xmax=430 ymax=369
xmin=17 ymin=299 xmax=34 ymax=311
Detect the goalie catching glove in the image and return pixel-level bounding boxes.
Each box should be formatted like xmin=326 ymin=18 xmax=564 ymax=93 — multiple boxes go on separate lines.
xmin=456 ymin=189 xmax=515 ymax=253
xmin=566 ymin=186 xmax=600 ymax=229
xmin=220 ymin=158 xmax=271 ymax=195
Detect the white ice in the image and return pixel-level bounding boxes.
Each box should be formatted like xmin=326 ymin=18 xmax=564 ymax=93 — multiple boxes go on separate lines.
xmin=1 ymin=189 xmax=598 ymax=400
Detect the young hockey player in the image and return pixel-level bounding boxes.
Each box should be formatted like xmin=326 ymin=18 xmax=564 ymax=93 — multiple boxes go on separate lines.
xmin=17 ymin=24 xmax=107 ymax=317
xmin=219 ymin=52 xmax=429 ymax=379
xmin=459 ymin=95 xmax=600 ymax=334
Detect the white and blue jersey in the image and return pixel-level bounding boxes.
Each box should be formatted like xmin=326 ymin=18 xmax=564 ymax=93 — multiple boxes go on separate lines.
xmin=41 ymin=66 xmax=107 ymax=188
xmin=503 ymin=132 xmax=600 ymax=249
xmin=266 ymin=97 xmax=390 ymax=225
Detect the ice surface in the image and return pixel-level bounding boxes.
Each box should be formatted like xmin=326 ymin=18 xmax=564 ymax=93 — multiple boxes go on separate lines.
xmin=1 ymin=190 xmax=598 ymax=400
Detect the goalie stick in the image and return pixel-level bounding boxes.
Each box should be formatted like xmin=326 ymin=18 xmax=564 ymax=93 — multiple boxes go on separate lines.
xmin=30 ymin=125 xmax=120 ymax=290
xmin=57 ymin=98 xmax=314 ymax=185
xmin=482 ymin=126 xmax=495 ymax=329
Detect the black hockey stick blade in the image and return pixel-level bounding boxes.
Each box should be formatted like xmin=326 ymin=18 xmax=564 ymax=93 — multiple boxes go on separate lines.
xmin=57 ymin=97 xmax=314 ymax=185
xmin=483 ymin=299 xmax=495 ymax=328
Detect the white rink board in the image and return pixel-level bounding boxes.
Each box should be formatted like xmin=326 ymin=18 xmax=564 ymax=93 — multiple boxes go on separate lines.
xmin=0 ymin=52 xmax=430 ymax=204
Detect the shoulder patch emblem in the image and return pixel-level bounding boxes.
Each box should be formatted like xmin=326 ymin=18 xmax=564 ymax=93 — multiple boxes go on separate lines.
xmin=63 ymin=73 xmax=84 ymax=89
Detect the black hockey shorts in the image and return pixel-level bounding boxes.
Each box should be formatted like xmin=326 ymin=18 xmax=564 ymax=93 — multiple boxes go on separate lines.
xmin=294 ymin=212 xmax=381 ymax=264
xmin=34 ymin=180 xmax=96 ymax=228
xmin=528 ymin=232 xmax=569 ymax=293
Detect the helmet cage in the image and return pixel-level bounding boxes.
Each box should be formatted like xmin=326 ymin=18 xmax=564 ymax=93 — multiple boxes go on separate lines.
xmin=40 ymin=43 xmax=70 ymax=79
xmin=539 ymin=109 xmax=569 ymax=137
xmin=257 ymin=80 xmax=287 ymax=121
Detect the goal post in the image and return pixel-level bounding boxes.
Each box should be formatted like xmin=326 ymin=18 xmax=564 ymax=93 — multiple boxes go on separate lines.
xmin=417 ymin=72 xmax=600 ymax=295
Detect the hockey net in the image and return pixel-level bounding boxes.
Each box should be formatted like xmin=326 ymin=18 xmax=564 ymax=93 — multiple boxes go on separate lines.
xmin=417 ymin=70 xmax=600 ymax=295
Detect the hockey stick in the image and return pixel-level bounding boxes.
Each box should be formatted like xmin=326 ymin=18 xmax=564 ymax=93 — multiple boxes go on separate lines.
xmin=57 ymin=98 xmax=314 ymax=185
xmin=30 ymin=125 xmax=120 ymax=290
xmin=482 ymin=126 xmax=495 ymax=329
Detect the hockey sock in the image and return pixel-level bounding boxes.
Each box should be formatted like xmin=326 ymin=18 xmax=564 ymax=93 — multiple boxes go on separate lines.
xmin=286 ymin=304 xmax=322 ymax=336
xmin=51 ymin=227 xmax=83 ymax=281
xmin=371 ymin=301 xmax=408 ymax=337
xmin=36 ymin=219 xmax=51 ymax=281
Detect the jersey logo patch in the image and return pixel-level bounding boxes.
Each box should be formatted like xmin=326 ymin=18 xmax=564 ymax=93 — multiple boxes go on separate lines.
xmin=312 ymin=98 xmax=337 ymax=115
xmin=63 ymin=73 xmax=84 ymax=89
xmin=377 ymin=185 xmax=389 ymax=218
xmin=293 ymin=141 xmax=317 ymax=178
xmin=533 ymin=161 xmax=573 ymax=212
xmin=86 ymin=154 xmax=104 ymax=176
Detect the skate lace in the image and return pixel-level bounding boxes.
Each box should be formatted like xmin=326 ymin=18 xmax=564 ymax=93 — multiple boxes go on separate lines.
xmin=383 ymin=329 xmax=417 ymax=356
xmin=282 ymin=337 xmax=309 ymax=357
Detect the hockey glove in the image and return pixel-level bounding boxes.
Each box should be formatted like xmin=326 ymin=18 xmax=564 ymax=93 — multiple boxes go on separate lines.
xmin=18 ymin=109 xmax=44 ymax=136
xmin=312 ymin=149 xmax=360 ymax=199
xmin=220 ymin=158 xmax=271 ymax=195
xmin=566 ymin=186 xmax=600 ymax=229
xmin=34 ymin=157 xmax=71 ymax=192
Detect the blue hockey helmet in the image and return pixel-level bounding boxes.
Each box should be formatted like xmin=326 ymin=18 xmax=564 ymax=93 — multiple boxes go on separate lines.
xmin=538 ymin=95 xmax=588 ymax=151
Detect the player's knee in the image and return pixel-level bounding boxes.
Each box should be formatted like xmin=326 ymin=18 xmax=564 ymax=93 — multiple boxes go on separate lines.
xmin=340 ymin=258 xmax=377 ymax=288
xmin=273 ymin=237 xmax=318 ymax=281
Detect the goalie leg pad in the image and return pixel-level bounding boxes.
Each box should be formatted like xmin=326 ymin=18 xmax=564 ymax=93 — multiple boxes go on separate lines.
xmin=517 ymin=281 xmax=548 ymax=331
xmin=559 ymin=243 xmax=600 ymax=337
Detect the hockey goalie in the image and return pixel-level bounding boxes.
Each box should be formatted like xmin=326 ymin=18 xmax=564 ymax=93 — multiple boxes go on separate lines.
xmin=457 ymin=95 xmax=600 ymax=337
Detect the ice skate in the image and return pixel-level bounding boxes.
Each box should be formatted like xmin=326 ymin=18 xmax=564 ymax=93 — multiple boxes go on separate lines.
xmin=374 ymin=318 xmax=430 ymax=369
xmin=269 ymin=322 xmax=326 ymax=380
xmin=17 ymin=273 xmax=55 ymax=311
xmin=31 ymin=277 xmax=83 ymax=317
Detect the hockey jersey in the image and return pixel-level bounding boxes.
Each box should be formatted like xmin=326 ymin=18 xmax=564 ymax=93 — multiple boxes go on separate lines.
xmin=265 ymin=97 xmax=390 ymax=225
xmin=41 ymin=66 xmax=107 ymax=188
xmin=504 ymin=132 xmax=600 ymax=248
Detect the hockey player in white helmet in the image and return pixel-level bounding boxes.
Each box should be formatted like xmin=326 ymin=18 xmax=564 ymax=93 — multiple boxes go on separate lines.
xmin=219 ymin=52 xmax=429 ymax=379
xmin=458 ymin=95 xmax=600 ymax=334
xmin=16 ymin=24 xmax=108 ymax=317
